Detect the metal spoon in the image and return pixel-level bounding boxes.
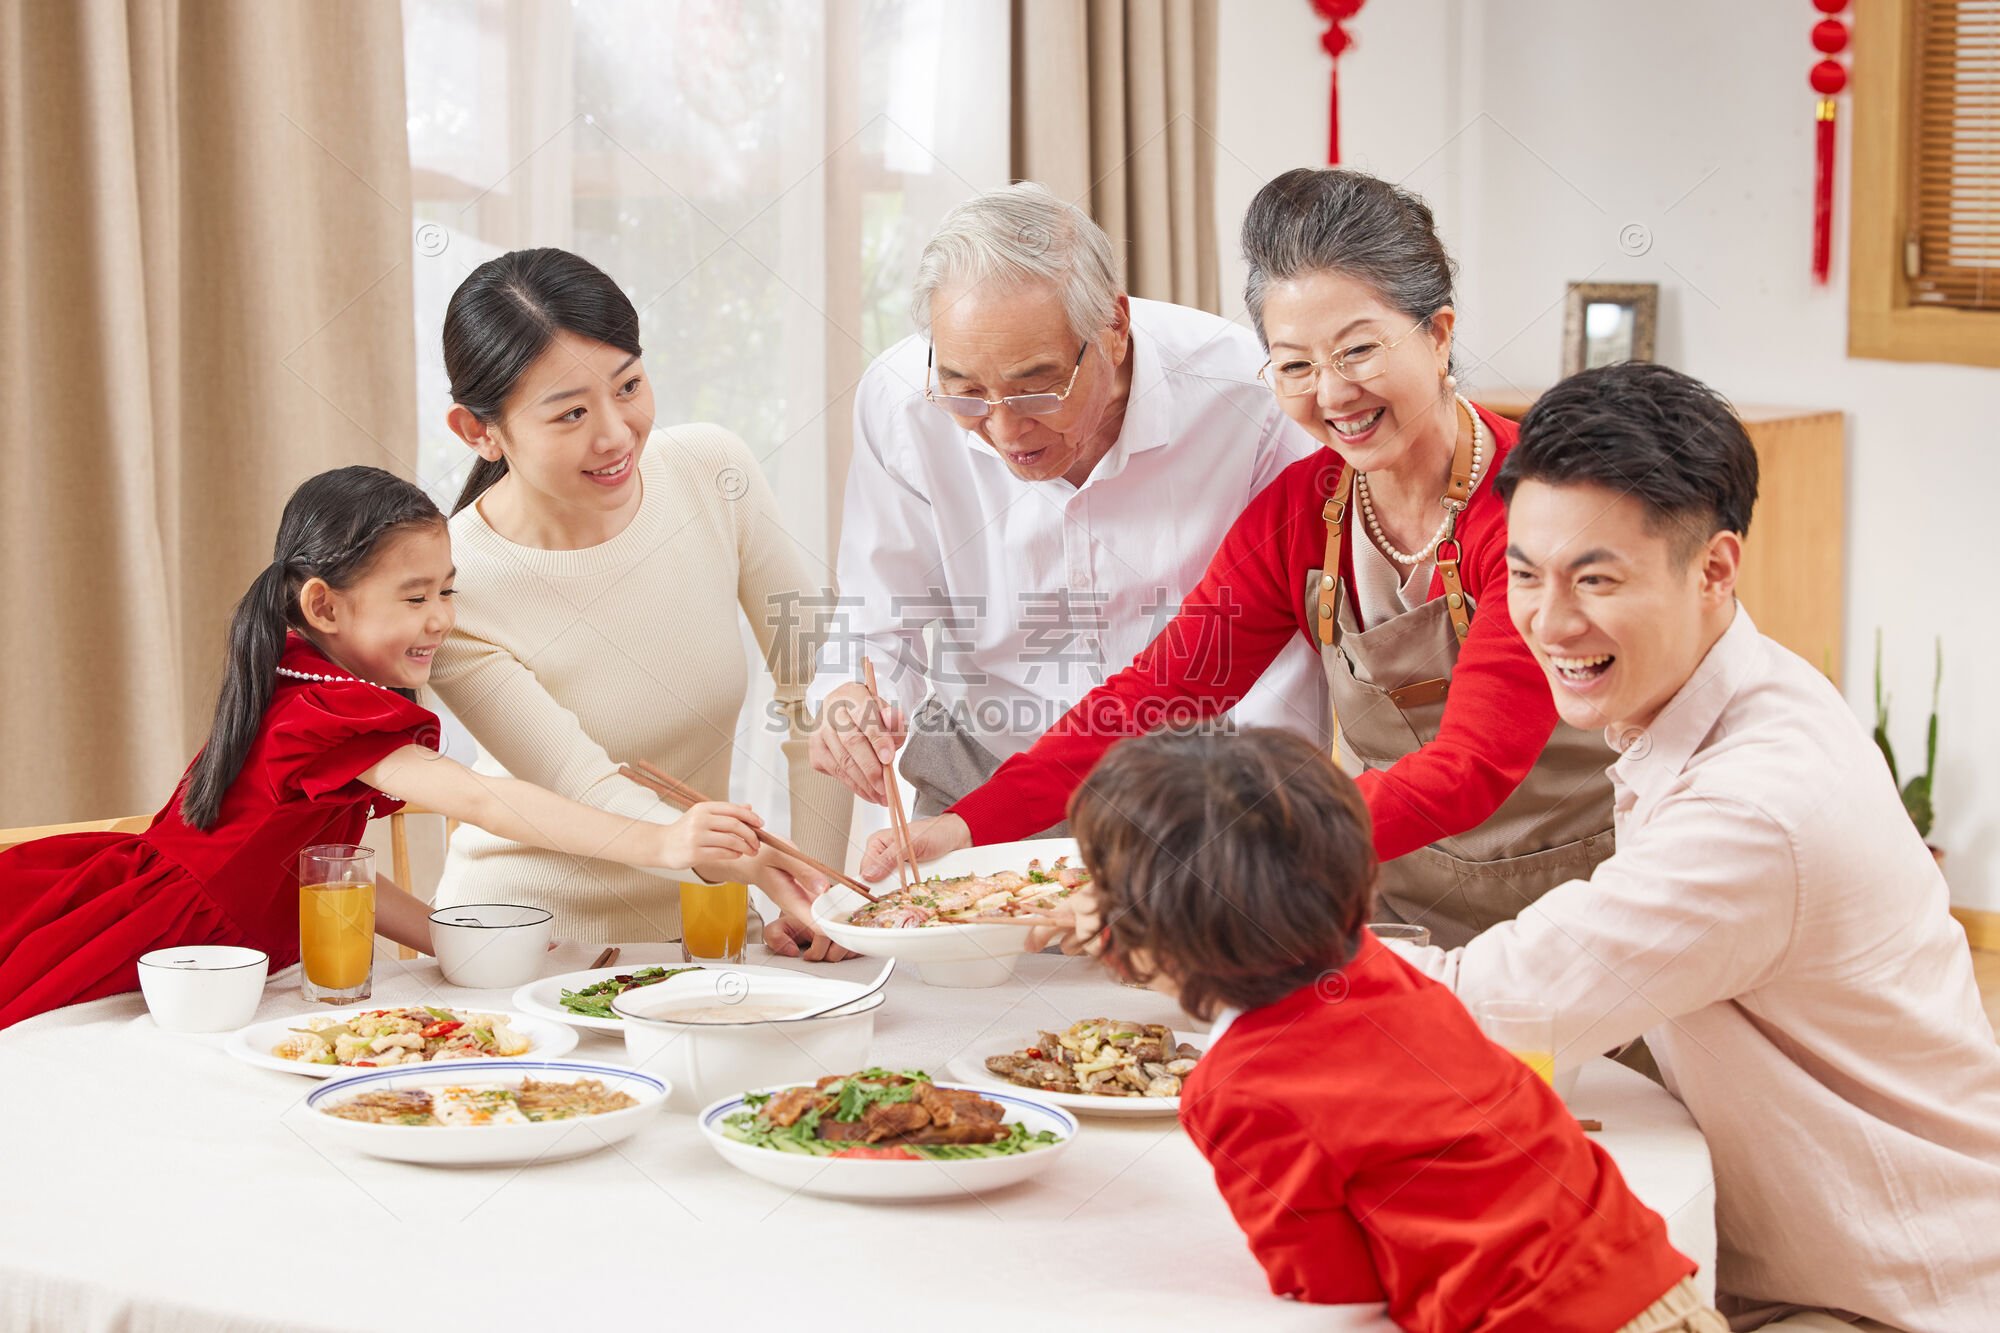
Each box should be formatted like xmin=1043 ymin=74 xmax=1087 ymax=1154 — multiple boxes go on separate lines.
xmin=784 ymin=958 xmax=896 ymax=1021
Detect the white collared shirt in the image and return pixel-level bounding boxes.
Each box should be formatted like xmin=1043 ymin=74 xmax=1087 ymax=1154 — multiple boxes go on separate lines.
xmin=812 ymin=297 xmax=1328 ymax=758
xmin=1398 ymin=607 xmax=2000 ymax=1327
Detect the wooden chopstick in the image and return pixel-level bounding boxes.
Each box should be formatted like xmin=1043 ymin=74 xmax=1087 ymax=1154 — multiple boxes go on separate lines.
xmin=1577 ymin=1118 xmax=1603 ymax=1133
xmin=861 ymin=660 xmax=922 ymax=891
xmin=618 ymin=761 xmax=880 ymax=902
xmin=590 ymin=945 xmax=620 ymax=970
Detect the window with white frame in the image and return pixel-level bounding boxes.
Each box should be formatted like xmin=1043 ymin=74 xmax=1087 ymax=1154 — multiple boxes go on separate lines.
xmin=402 ymin=0 xmax=1009 ymax=826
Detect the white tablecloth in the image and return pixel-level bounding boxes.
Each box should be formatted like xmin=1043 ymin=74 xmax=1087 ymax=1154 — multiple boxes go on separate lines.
xmin=0 ymin=942 xmax=1715 ymax=1332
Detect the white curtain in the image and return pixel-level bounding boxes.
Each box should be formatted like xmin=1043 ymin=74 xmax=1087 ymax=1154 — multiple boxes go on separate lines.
xmin=400 ymin=0 xmax=1011 ymax=834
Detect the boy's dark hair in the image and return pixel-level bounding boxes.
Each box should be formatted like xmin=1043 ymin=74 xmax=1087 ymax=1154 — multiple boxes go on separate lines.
xmin=180 ymin=467 xmax=442 ymax=830
xmin=1068 ymin=727 xmax=1377 ymax=1022
xmin=1497 ymin=361 xmax=1759 ymax=563
xmin=444 ymin=247 xmax=644 ymax=515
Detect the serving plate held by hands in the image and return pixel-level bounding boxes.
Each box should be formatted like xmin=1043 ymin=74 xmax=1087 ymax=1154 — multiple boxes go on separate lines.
xmin=811 ymin=838 xmax=1083 ymax=987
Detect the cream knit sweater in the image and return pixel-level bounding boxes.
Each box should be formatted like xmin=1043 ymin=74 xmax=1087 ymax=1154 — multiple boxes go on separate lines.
xmin=427 ymin=424 xmax=852 ymax=942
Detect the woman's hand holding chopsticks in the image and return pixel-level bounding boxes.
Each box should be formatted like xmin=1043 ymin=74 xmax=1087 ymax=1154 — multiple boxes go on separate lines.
xmin=662 ymin=802 xmax=766 ymax=867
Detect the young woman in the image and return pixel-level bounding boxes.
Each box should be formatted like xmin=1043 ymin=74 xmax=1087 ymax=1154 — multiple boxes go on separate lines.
xmin=869 ymin=170 xmax=1614 ymax=950
xmin=430 ymin=248 xmax=853 ymax=956
xmin=0 ymin=468 xmax=766 ymax=1028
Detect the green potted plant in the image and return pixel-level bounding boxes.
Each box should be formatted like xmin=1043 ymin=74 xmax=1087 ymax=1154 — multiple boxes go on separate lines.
xmin=1873 ymin=630 xmax=1943 ymax=863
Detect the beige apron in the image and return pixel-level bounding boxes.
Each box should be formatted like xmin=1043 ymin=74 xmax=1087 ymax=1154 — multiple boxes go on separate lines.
xmin=1308 ymin=426 xmax=1615 ymax=950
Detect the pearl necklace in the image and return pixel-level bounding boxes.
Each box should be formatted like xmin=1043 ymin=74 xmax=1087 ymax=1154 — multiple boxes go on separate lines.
xmin=276 ymin=665 xmax=396 ymax=692
xmin=275 ymin=664 xmax=410 ymax=814
xmin=1354 ymin=395 xmax=1486 ymax=567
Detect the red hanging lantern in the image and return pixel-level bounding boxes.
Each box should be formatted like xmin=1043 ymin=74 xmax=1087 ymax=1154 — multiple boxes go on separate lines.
xmin=1810 ymin=1 xmax=1851 ymax=284
xmin=1312 ymin=1 xmax=1366 ymax=165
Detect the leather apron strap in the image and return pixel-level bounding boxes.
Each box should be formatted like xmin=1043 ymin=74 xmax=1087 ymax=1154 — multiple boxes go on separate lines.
xmin=1314 ymin=406 xmax=1483 ymax=765
xmin=1436 ymin=419 xmax=1478 ymax=645
xmin=1318 ymin=411 xmax=1479 ymax=646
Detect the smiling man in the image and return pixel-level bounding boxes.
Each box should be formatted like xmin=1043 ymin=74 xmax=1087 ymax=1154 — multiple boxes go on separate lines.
xmin=808 ymin=183 xmax=1325 ymax=824
xmin=1394 ymin=362 xmax=2000 ymax=1329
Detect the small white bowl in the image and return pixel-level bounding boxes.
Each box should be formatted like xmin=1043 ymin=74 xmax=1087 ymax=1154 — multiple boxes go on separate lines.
xmin=613 ymin=971 xmax=883 ymax=1112
xmin=429 ymin=903 xmax=554 ymax=989
xmin=700 ymin=1081 xmax=1077 ymax=1200
xmin=137 ymin=946 xmax=268 ymax=1032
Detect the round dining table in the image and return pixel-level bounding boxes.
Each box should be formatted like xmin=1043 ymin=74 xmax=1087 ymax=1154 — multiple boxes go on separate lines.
xmin=0 ymin=941 xmax=1717 ymax=1331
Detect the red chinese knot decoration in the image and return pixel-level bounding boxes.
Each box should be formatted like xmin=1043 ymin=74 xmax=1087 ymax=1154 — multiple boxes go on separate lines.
xmin=1810 ymin=1 xmax=1851 ymax=283
xmin=1313 ymin=0 xmax=1366 ymax=165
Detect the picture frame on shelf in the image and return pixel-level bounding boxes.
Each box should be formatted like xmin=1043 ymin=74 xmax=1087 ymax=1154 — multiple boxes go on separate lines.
xmin=1561 ymin=282 xmax=1659 ymax=377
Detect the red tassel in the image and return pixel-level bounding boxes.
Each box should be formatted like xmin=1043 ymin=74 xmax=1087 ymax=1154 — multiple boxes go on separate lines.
xmin=1813 ymin=97 xmax=1836 ymax=283
xmin=1328 ymin=66 xmax=1342 ymax=165
xmin=1314 ymin=0 xmax=1362 ymax=166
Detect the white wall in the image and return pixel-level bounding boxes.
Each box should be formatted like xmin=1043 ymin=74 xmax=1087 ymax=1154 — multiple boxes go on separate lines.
xmin=1218 ymin=0 xmax=2000 ymax=910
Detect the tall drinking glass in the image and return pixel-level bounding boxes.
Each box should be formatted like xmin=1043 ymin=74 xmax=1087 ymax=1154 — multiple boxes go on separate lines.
xmin=681 ymin=880 xmax=749 ymax=964
xmin=300 ymin=844 xmax=375 ymax=1004
xmin=1476 ymin=998 xmax=1556 ymax=1084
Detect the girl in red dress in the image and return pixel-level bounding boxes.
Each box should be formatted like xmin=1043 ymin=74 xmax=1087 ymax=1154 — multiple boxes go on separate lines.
xmin=1041 ymin=728 xmax=1723 ymax=1333
xmin=0 ymin=466 xmax=782 ymax=1030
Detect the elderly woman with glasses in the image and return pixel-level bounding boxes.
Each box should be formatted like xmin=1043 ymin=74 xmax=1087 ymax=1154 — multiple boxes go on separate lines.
xmin=808 ymin=182 xmax=1327 ymax=832
xmin=867 ymin=168 xmax=1616 ymax=950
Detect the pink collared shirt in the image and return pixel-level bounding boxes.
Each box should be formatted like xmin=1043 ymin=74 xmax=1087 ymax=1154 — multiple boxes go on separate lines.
xmin=1398 ymin=607 xmax=2000 ymax=1328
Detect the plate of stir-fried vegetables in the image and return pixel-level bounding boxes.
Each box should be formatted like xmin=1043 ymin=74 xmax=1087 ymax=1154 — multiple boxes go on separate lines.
xmin=226 ymin=1005 xmax=576 ymax=1078
xmin=513 ymin=962 xmax=822 ymax=1034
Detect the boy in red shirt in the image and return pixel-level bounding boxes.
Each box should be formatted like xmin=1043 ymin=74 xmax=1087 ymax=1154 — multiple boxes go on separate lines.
xmin=1055 ymin=727 xmax=1722 ymax=1333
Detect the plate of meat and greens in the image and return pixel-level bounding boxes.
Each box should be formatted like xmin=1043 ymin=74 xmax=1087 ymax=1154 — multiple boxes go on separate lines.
xmin=700 ymin=1067 xmax=1076 ymax=1200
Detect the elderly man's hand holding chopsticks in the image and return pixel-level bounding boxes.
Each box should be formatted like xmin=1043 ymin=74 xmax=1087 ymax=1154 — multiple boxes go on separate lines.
xmin=808 ymin=681 xmax=908 ymax=805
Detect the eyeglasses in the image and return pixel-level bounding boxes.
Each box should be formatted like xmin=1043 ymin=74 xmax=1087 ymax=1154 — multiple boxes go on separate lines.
xmin=925 ymin=341 xmax=1088 ymax=419
xmin=1257 ymin=317 xmax=1431 ymax=395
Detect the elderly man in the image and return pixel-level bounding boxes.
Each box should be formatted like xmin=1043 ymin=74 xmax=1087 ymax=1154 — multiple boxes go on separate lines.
xmin=808 ymin=182 xmax=1324 ymax=823
xmin=1391 ymin=363 xmax=2000 ymax=1329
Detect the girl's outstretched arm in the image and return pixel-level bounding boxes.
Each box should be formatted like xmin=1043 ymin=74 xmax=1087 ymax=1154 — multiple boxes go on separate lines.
xmin=372 ymin=872 xmax=437 ymax=955
xmin=361 ymin=745 xmax=762 ymax=876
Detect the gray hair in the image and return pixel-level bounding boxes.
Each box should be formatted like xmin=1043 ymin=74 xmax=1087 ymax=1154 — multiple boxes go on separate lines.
xmin=1241 ymin=168 xmax=1458 ymax=354
xmin=911 ymin=182 xmax=1122 ymax=341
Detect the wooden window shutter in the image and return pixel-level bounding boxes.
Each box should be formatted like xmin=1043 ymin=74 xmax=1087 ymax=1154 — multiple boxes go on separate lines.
xmin=1907 ymin=0 xmax=2000 ymax=310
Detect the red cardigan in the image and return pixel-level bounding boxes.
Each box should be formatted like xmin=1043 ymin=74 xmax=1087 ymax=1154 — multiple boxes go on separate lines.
xmin=1180 ymin=934 xmax=1694 ymax=1330
xmin=949 ymin=405 xmax=1559 ymax=860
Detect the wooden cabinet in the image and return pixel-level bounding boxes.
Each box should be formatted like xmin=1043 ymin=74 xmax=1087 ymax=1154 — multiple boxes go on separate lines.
xmin=1480 ymin=393 xmax=1847 ymax=685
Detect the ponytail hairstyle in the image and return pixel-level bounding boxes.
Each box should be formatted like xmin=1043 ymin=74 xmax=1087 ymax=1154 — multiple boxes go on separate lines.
xmin=444 ymin=247 xmax=645 ymax=515
xmin=180 ymin=467 xmax=444 ymax=830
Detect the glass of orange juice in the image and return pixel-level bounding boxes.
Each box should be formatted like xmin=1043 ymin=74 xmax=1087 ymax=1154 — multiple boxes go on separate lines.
xmin=681 ymin=880 xmax=749 ymax=964
xmin=300 ymin=844 xmax=376 ymax=1003
xmin=1475 ymin=998 xmax=1556 ymax=1085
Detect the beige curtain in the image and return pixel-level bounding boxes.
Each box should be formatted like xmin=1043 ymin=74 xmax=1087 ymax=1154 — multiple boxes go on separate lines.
xmin=0 ymin=1 xmax=416 ymax=826
xmin=1011 ymin=0 xmax=1220 ymax=312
